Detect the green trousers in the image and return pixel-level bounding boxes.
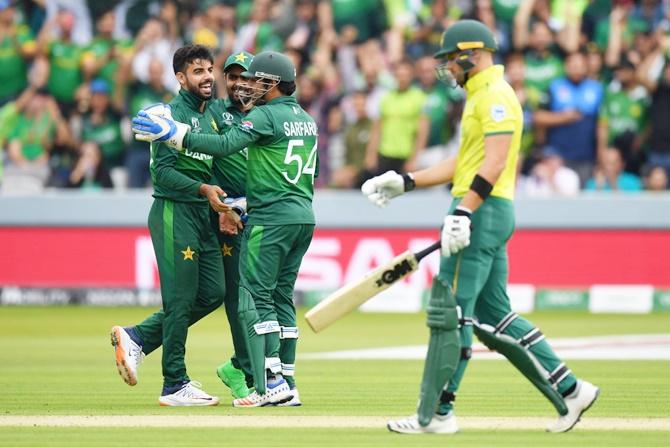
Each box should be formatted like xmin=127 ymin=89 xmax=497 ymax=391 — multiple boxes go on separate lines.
xmin=239 ymin=223 xmax=314 ymax=387
xmin=135 ymin=199 xmax=225 ymax=387
xmin=437 ymin=197 xmax=576 ymax=412
xmin=209 ymin=210 xmax=251 ymax=378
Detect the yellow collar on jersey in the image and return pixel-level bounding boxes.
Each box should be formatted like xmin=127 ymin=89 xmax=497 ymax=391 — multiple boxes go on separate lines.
xmin=464 ymin=64 xmax=505 ymax=95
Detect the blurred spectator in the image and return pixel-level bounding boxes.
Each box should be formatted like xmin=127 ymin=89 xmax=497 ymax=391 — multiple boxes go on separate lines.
xmin=5 ymin=88 xmax=70 ymax=189
xmin=506 ymin=52 xmax=542 ymax=158
xmin=594 ymin=1 xmax=648 ymax=52
xmin=117 ymin=58 xmax=173 ymax=188
xmin=0 ymin=0 xmax=37 ymax=106
xmin=234 ymin=0 xmax=283 ymax=53
xmin=324 ymin=0 xmax=387 ymax=45
xmin=81 ymin=8 xmax=133 ymax=96
xmin=78 ymin=79 xmax=125 ymax=171
xmin=365 ymin=59 xmax=428 ymax=174
xmin=44 ymin=0 xmax=91 ymax=45
xmin=598 ymin=56 xmax=650 ymax=175
xmin=67 ymin=141 xmax=113 ymax=189
xmin=131 ymin=17 xmax=181 ymax=94
xmin=286 ymin=0 xmax=320 ymax=65
xmin=415 ymin=55 xmax=463 ymax=168
xmin=534 ymin=51 xmax=604 ymax=183
xmin=585 ymin=147 xmax=643 ymax=192
xmin=644 ymin=164 xmax=669 ymax=191
xmin=331 ymin=90 xmax=371 ymax=189
xmin=517 ymin=146 xmax=580 ymax=196
xmin=405 ymin=0 xmax=450 ymax=59
xmin=639 ymin=40 xmax=670 ymax=178
xmin=37 ymin=9 xmax=84 ymax=118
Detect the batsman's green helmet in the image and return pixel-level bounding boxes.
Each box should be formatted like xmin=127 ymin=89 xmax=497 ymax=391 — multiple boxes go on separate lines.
xmin=242 ymin=50 xmax=296 ymax=82
xmin=434 ymin=19 xmax=498 ymax=59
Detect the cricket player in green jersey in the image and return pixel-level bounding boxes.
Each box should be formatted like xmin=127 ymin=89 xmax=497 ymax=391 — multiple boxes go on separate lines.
xmin=133 ymin=50 xmax=316 ymax=408
xmin=207 ymin=51 xmax=257 ymax=400
xmin=111 ymin=44 xmax=231 ymax=406
xmin=362 ymin=20 xmax=599 ymax=434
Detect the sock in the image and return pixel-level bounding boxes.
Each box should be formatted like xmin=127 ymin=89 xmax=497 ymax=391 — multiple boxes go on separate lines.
xmin=124 ymin=326 xmax=143 ymax=347
xmin=161 ymin=380 xmax=189 ymax=396
xmin=561 ymin=381 xmax=578 ymax=398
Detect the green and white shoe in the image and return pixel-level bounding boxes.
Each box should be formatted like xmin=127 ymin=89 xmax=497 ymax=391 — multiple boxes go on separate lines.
xmin=216 ymin=361 xmax=251 ymax=399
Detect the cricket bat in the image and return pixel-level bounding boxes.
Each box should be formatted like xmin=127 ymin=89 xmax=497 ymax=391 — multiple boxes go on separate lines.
xmin=305 ymin=240 xmax=441 ymax=333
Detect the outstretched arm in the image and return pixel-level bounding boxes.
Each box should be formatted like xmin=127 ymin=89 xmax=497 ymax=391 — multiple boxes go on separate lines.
xmin=183 ymin=126 xmax=257 ymax=158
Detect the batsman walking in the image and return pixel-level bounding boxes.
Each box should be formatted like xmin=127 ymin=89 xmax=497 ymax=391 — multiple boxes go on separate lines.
xmin=361 ymin=20 xmax=599 ymax=434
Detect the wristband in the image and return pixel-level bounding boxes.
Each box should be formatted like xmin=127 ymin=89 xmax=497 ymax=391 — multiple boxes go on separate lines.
xmin=453 ymin=206 xmax=472 ymax=218
xmin=470 ymin=174 xmax=493 ymax=200
xmin=402 ymin=172 xmax=416 ymax=192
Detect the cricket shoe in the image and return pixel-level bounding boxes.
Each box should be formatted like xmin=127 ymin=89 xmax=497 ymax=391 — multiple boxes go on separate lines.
xmin=547 ymin=380 xmax=600 ymax=433
xmin=387 ymin=412 xmax=459 ymax=434
xmin=158 ymin=381 xmax=220 ymax=406
xmin=216 ymin=360 xmax=251 ymax=398
xmin=232 ymin=375 xmax=291 ymax=407
xmin=110 ymin=325 xmax=144 ymax=386
xmin=275 ymin=387 xmax=302 ymax=407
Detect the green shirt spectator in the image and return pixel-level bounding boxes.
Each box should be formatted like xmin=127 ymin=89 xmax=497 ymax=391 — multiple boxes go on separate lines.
xmin=82 ymin=37 xmax=133 ymax=97
xmin=600 ymin=83 xmax=649 ymax=147
xmin=46 ymin=39 xmax=84 ymax=103
xmin=378 ymin=86 xmax=427 ymax=159
xmin=331 ymin=0 xmax=387 ymax=43
xmin=81 ymin=79 xmax=125 ymax=168
xmin=0 ymin=24 xmax=35 ymax=102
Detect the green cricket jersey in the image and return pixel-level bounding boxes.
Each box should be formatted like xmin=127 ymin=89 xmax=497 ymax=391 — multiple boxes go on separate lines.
xmin=184 ymin=95 xmax=317 ymax=225
xmin=0 ymin=24 xmax=35 ymax=100
xmin=150 ymin=89 xmax=218 ymax=203
xmin=83 ymin=37 xmax=133 ymax=96
xmin=599 ymin=83 xmax=649 ymax=145
xmin=47 ymin=39 xmax=84 ymax=103
xmin=209 ymin=98 xmax=248 ymax=198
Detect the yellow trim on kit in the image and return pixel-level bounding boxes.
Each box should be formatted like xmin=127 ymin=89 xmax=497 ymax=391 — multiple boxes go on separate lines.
xmin=457 ymin=41 xmax=485 ymax=50
xmin=452 ymin=253 xmax=463 ymax=294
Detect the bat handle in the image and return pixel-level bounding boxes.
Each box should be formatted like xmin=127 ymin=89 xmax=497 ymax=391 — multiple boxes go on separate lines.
xmin=415 ymin=240 xmax=441 ymax=262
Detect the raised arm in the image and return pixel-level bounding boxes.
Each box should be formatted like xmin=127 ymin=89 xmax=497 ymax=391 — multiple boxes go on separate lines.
xmin=183 ymin=124 xmax=258 ymax=158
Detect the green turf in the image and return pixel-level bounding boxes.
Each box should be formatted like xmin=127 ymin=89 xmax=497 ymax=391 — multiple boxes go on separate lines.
xmin=1 ymin=307 xmax=669 ymax=446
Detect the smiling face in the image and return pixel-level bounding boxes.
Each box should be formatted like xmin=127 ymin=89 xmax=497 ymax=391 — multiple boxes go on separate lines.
xmin=177 ymin=58 xmax=214 ymax=100
xmin=224 ymin=65 xmax=245 ymax=105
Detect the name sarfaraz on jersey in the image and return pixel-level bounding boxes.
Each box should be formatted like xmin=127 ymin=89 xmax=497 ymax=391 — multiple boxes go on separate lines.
xmin=283 ymin=121 xmax=318 ymax=137
xmin=375 ymin=259 xmax=413 ymax=287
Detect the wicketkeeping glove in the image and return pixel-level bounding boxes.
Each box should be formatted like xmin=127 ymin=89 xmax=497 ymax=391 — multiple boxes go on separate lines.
xmin=224 ymin=196 xmax=248 ymax=223
xmin=441 ymin=207 xmax=472 ymax=258
xmin=132 ymin=106 xmax=190 ymax=150
xmin=361 ymin=170 xmax=413 ymax=208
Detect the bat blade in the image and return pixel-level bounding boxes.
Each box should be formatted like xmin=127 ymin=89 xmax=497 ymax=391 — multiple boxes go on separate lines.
xmin=304 ymin=250 xmax=420 ymax=333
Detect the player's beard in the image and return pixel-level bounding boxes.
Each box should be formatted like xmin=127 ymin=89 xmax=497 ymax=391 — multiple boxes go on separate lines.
xmin=185 ymin=77 xmax=213 ymax=101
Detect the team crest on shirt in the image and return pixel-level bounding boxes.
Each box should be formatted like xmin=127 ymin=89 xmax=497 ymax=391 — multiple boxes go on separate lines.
xmin=222 ymin=112 xmax=234 ymax=126
xmin=490 ymin=105 xmax=506 ymax=122
xmin=191 ymin=117 xmax=201 ymax=133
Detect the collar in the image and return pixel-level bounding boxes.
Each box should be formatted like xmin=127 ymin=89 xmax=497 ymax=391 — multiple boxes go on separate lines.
xmin=266 ymin=95 xmax=297 ymax=105
xmin=465 ymin=65 xmax=505 ymax=95
xmin=179 ymin=89 xmax=208 ymax=112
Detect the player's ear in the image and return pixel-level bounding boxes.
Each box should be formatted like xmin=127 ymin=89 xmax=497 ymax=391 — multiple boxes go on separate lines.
xmin=175 ymin=71 xmax=186 ymax=87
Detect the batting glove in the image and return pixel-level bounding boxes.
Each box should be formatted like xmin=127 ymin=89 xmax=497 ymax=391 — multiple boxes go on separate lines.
xmin=132 ymin=109 xmax=190 ymax=150
xmin=361 ymin=170 xmax=411 ymax=208
xmin=441 ymin=207 xmax=472 ymax=258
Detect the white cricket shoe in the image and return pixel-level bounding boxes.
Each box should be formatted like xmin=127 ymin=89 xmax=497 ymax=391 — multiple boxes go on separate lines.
xmin=275 ymin=387 xmax=302 ymax=407
xmin=547 ymin=380 xmax=600 ymax=433
xmin=158 ymin=381 xmax=220 ymax=406
xmin=387 ymin=412 xmax=459 ymax=434
xmin=110 ymin=326 xmax=144 ymax=386
xmin=232 ymin=376 xmax=291 ymax=407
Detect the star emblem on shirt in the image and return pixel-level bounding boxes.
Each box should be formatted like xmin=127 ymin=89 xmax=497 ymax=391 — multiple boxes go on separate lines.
xmin=181 ymin=246 xmax=195 ymax=261
xmin=234 ymin=52 xmax=248 ymax=63
xmin=222 ymin=243 xmax=233 ymax=257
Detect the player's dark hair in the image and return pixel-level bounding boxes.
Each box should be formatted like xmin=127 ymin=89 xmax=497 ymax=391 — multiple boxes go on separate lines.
xmin=278 ymin=80 xmax=296 ymax=96
xmin=173 ymin=44 xmax=215 ymax=74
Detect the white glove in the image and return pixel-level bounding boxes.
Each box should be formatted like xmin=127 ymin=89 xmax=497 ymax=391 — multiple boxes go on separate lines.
xmin=132 ymin=109 xmax=190 ymax=150
xmin=441 ymin=208 xmax=472 ymax=258
xmin=361 ymin=170 xmax=406 ymax=208
xmin=142 ymin=103 xmax=173 ymax=119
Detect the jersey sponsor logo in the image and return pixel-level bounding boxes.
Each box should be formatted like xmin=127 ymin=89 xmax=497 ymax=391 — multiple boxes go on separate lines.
xmin=240 ymin=120 xmax=254 ymax=132
xmin=490 ymin=104 xmax=507 ymax=122
xmin=283 ymin=121 xmax=318 ymax=137
xmin=183 ymin=149 xmax=213 ymax=161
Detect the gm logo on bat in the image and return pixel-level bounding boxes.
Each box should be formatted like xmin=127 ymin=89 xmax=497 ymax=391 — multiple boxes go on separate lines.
xmin=375 ymin=259 xmax=413 ymax=287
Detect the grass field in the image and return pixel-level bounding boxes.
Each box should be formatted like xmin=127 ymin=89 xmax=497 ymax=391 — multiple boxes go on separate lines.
xmin=1 ymin=306 xmax=669 ymax=446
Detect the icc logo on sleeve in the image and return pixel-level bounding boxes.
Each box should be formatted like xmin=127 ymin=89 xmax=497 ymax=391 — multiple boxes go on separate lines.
xmin=491 ymin=105 xmax=506 ymax=122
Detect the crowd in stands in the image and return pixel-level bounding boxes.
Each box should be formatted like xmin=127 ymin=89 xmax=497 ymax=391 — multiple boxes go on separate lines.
xmin=1 ymin=0 xmax=669 ymax=194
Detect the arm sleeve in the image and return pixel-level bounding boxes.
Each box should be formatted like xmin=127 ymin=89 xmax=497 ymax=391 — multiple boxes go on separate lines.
xmin=152 ymin=142 xmax=202 ymax=196
xmin=183 ymin=107 xmax=274 ymax=157
xmin=477 ymin=90 xmax=517 ymax=137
